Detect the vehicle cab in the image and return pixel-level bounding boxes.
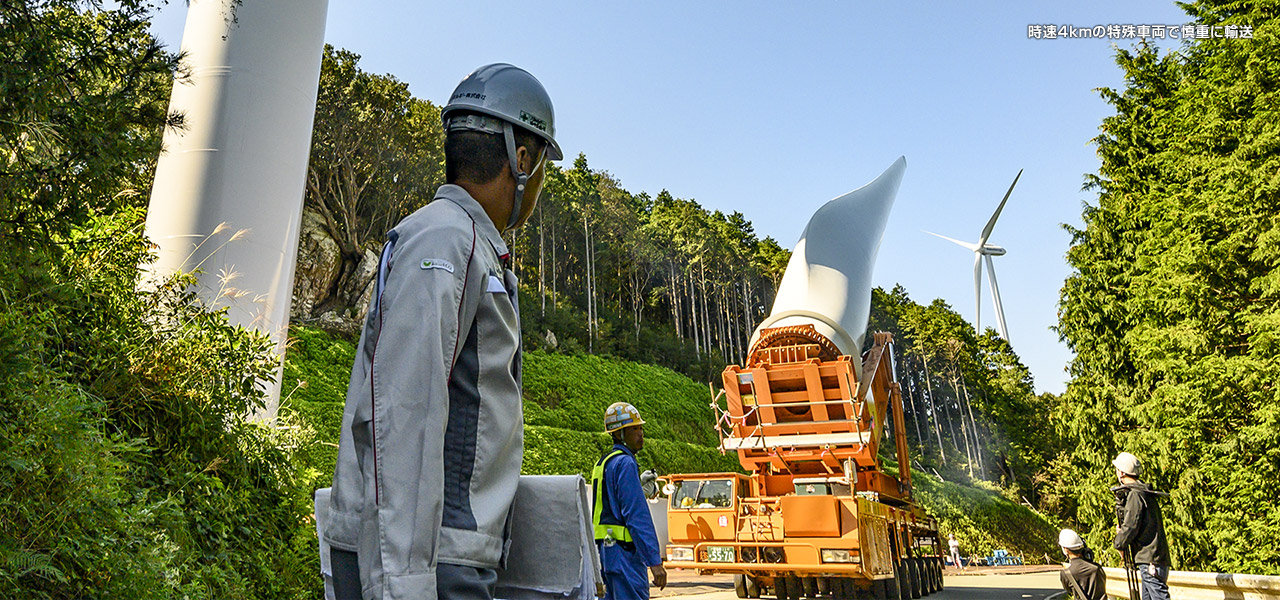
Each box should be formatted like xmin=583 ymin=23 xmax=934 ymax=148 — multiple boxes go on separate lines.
xmin=664 ymin=473 xmax=749 ymax=564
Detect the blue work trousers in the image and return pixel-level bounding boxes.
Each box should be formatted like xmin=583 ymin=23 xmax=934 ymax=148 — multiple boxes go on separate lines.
xmin=1138 ymin=564 xmax=1170 ymax=600
xmin=603 ymin=571 xmax=649 ymax=600
xmin=600 ymin=542 xmax=650 ymax=600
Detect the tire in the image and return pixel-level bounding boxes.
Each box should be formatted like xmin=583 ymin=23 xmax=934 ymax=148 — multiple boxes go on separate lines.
xmin=906 ymin=557 xmax=916 ymax=596
xmin=873 ymin=578 xmax=895 ymax=600
xmin=803 ymin=577 xmax=818 ymax=599
xmin=842 ymin=577 xmax=861 ymax=600
xmin=901 ymin=560 xmax=911 ymax=598
xmin=786 ymin=576 xmax=804 ymax=600
xmin=775 ymin=577 xmax=790 ymax=600
xmin=924 ymin=559 xmax=936 ymax=594
xmin=935 ymin=558 xmax=945 ymax=591
xmin=736 ymin=574 xmax=749 ymax=599
xmin=913 ymin=559 xmax=925 ymax=598
xmin=747 ymin=575 xmax=762 ymax=599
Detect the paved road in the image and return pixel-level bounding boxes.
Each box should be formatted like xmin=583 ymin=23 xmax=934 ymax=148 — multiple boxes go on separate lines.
xmin=654 ymin=570 xmax=1065 ymax=600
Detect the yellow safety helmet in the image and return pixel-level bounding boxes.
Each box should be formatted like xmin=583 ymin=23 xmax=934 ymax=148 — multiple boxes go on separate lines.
xmin=604 ymin=402 xmax=646 ymax=433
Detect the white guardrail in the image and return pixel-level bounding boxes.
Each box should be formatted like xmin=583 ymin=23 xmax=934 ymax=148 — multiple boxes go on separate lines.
xmin=1101 ymin=567 xmax=1280 ymax=600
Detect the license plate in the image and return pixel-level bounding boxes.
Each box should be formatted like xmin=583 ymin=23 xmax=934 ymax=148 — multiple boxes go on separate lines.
xmin=707 ymin=546 xmax=735 ymax=563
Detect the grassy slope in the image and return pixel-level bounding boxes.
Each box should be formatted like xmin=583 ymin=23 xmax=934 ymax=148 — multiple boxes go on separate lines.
xmin=283 ymin=326 xmax=1057 ymax=560
xmin=280 ymin=326 xmax=740 ymax=485
xmin=910 ymin=469 xmax=1059 ymax=561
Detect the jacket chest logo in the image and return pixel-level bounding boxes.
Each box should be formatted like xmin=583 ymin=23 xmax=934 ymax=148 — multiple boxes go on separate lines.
xmin=421 ymin=258 xmax=455 ymax=273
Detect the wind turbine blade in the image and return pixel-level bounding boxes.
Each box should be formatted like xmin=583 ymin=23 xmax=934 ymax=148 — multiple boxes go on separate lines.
xmin=985 ymin=254 xmax=1010 ymax=341
xmin=978 ymin=169 xmax=1023 ymax=247
xmin=973 ymin=252 xmax=983 ymax=334
xmin=923 ymin=230 xmax=980 ymax=251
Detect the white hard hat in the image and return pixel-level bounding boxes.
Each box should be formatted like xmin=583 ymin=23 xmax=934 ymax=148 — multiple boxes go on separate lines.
xmin=1112 ymin=452 xmax=1142 ymax=477
xmin=1058 ymin=529 xmax=1085 ymax=550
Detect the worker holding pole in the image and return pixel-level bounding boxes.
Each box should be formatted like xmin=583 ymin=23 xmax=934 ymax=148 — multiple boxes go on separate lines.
xmin=1111 ymin=452 xmax=1171 ymax=600
xmin=324 ymin=64 xmax=562 ymax=600
xmin=593 ymin=402 xmax=667 ymax=599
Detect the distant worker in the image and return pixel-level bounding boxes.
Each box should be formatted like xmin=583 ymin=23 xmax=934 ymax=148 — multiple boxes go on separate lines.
xmin=325 ymin=63 xmax=563 ymax=600
xmin=1112 ymin=452 xmax=1171 ymax=600
xmin=1058 ymin=529 xmax=1105 ymax=600
xmin=592 ymin=402 xmax=667 ymax=599
xmin=947 ymin=533 xmax=964 ymax=570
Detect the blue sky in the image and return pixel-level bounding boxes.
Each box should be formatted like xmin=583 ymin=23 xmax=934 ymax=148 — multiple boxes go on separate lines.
xmin=149 ymin=1 xmax=1199 ymax=394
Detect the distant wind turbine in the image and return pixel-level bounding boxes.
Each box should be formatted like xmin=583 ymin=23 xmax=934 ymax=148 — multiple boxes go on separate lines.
xmin=923 ymin=170 xmax=1023 ymax=341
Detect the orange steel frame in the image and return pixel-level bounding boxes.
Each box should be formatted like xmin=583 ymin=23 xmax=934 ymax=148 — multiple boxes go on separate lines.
xmin=663 ymin=327 xmax=941 ymax=585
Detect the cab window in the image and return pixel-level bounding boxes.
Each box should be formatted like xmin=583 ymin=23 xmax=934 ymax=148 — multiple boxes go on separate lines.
xmin=670 ymin=479 xmax=734 ymax=509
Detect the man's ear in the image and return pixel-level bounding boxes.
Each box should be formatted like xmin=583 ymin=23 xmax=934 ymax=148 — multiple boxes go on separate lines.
xmin=516 ymin=145 xmax=534 ymax=174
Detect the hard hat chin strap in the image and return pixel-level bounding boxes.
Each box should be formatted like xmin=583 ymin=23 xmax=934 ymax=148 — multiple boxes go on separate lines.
xmin=502 ymin=122 xmax=525 ymax=231
xmin=501 ymin=122 xmax=547 ymax=231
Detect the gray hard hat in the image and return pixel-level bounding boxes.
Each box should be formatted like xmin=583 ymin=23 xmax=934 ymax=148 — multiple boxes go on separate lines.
xmin=441 ymin=63 xmax=563 ymax=161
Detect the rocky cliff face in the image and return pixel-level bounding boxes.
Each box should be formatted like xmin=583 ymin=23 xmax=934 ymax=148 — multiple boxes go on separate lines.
xmin=291 ymin=209 xmax=377 ymax=338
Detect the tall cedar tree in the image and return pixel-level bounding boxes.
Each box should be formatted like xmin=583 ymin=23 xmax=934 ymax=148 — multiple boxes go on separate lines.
xmin=1055 ymin=0 xmax=1280 ymax=574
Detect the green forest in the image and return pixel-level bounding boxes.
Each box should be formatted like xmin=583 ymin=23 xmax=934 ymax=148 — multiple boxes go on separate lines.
xmin=2 ymin=0 xmax=1279 ymax=597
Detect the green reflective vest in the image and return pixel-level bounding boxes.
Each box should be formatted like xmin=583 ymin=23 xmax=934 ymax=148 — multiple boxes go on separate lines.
xmin=591 ymin=449 xmax=633 ymax=543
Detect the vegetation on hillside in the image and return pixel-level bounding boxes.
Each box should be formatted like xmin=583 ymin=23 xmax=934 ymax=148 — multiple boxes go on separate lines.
xmin=1 ymin=2 xmax=319 ymax=597
xmin=281 ymin=326 xmax=741 ymax=488
xmin=869 ymin=287 xmax=1060 ymax=509
xmin=1055 ymin=0 xmax=1280 ymax=575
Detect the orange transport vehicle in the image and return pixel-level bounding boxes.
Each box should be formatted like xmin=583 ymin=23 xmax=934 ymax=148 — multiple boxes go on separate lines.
xmin=662 ymin=327 xmax=943 ymax=600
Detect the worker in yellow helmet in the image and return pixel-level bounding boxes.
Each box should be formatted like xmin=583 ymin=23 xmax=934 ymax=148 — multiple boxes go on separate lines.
xmin=592 ymin=402 xmax=666 ymax=599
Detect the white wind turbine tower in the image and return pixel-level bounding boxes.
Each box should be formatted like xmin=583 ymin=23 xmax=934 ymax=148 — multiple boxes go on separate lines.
xmin=924 ymin=170 xmax=1023 ymax=341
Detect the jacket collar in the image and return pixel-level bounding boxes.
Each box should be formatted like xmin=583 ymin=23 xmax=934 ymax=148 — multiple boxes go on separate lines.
xmin=434 ymin=184 xmax=510 ymax=260
xmin=612 ymin=443 xmax=636 ymax=458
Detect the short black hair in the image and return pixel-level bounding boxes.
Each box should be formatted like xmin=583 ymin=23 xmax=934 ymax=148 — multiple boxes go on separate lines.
xmin=445 ymin=114 xmax=544 ymax=185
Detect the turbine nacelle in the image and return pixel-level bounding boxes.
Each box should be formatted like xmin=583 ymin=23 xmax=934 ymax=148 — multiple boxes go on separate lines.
xmin=981 ymin=245 xmax=1005 ymax=256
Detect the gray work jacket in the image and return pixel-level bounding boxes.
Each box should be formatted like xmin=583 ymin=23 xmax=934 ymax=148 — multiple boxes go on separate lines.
xmin=325 ymin=184 xmax=524 ymax=600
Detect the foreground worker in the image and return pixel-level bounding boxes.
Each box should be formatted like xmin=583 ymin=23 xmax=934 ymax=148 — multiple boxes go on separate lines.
xmin=1058 ymin=529 xmax=1105 ymax=600
xmin=592 ymin=403 xmax=667 ymax=599
xmin=325 ymin=63 xmax=563 ymax=600
xmin=1112 ymin=452 xmax=1172 ymax=600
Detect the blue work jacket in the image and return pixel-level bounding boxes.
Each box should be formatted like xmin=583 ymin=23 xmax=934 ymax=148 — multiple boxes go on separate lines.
xmin=596 ymin=444 xmax=661 ymax=594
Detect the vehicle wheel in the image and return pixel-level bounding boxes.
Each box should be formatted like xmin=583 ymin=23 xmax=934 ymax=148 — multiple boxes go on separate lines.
xmin=775 ymin=577 xmax=790 ymax=600
xmin=906 ymin=560 xmax=920 ymax=599
xmin=914 ymin=559 xmax=925 ymax=598
xmin=902 ymin=560 xmax=916 ymax=599
xmin=786 ymin=576 xmax=804 ymax=600
xmin=922 ymin=559 xmax=935 ymax=594
xmin=736 ymin=574 xmax=749 ymax=599
xmin=747 ymin=575 xmax=762 ymax=599
xmin=842 ymin=577 xmax=860 ymax=600
xmin=803 ymin=577 xmax=818 ymax=598
xmin=873 ymin=577 xmax=895 ymax=600
xmin=932 ymin=558 xmax=942 ymax=593
xmin=935 ymin=558 xmax=945 ymax=591
xmin=896 ymin=562 xmax=910 ymax=600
